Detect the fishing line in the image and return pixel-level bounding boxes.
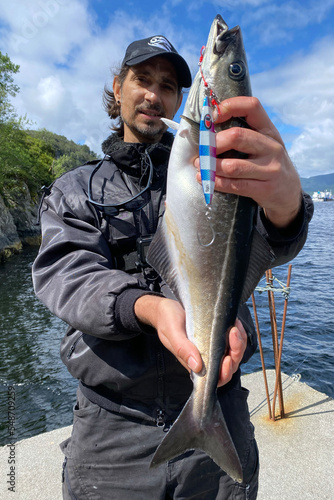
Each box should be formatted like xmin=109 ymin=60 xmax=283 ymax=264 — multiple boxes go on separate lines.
xmin=198 ymin=46 xmax=220 ymax=113
xmin=291 ymin=356 xmax=308 ymax=377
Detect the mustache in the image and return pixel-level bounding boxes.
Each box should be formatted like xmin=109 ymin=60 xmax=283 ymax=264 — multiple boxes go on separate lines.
xmin=136 ymin=104 xmax=165 ymax=116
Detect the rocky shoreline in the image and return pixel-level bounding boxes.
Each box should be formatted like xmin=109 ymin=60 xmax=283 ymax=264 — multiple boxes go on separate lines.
xmin=0 ymin=183 xmax=41 ymax=262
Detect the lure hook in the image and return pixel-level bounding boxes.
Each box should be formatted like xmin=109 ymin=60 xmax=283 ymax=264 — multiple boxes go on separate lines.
xmin=197 ymin=207 xmax=216 ymax=247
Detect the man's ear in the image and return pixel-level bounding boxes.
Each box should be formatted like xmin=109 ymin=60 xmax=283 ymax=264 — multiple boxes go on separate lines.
xmin=113 ymin=76 xmax=121 ymax=102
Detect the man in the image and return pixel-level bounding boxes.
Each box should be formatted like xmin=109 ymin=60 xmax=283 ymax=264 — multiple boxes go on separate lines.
xmin=32 ymin=35 xmax=313 ymax=499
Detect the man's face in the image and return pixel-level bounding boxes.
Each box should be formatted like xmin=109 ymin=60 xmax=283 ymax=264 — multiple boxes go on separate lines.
xmin=113 ymin=56 xmax=183 ymax=143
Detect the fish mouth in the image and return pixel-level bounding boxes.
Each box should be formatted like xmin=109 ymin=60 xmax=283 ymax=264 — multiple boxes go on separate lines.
xmin=214 ymin=15 xmax=240 ymax=55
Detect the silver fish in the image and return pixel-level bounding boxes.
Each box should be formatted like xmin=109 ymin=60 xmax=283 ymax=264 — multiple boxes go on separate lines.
xmin=147 ymin=14 xmax=273 ymax=483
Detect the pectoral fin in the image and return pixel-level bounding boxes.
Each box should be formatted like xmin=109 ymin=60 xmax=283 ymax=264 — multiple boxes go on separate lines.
xmin=241 ymin=227 xmax=276 ymax=303
xmin=161 ymin=117 xmax=180 ymax=130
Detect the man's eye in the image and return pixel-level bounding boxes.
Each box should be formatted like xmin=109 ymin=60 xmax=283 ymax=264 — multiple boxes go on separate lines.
xmin=135 ymin=76 xmax=147 ymax=84
xmin=162 ymin=84 xmax=175 ymax=92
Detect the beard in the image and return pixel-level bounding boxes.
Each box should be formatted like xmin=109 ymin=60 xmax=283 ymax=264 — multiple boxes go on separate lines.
xmin=121 ymin=104 xmax=167 ymax=142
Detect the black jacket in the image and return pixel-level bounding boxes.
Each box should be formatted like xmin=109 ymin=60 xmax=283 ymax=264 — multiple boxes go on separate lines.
xmin=32 ymin=132 xmax=314 ymax=425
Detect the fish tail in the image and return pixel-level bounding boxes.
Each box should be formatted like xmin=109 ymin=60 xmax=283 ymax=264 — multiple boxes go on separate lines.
xmin=150 ymin=396 xmax=243 ymax=483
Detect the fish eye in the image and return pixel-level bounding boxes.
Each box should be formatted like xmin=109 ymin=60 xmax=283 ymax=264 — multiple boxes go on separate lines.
xmin=229 ymin=61 xmax=246 ymax=80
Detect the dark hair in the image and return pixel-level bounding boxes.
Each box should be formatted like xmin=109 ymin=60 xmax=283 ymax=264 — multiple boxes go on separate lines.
xmin=103 ymin=63 xmax=183 ymax=137
xmin=103 ymin=65 xmax=130 ymax=137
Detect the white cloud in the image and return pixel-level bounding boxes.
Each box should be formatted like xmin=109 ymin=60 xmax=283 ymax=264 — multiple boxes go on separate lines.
xmin=0 ymin=2 xmax=121 ymax=152
xmin=0 ymin=1 xmax=197 ymax=155
xmin=252 ymin=36 xmax=334 ymax=177
xmin=1 ymin=0 xmax=333 ymax=177
xmin=224 ymin=0 xmax=334 ymax=45
xmin=36 ymin=75 xmax=65 ymax=110
xmin=2 ymin=0 xmax=92 ymax=61
xmin=289 ymin=120 xmax=334 ymax=176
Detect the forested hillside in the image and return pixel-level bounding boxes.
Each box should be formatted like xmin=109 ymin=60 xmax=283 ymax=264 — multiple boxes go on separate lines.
xmin=27 ymin=129 xmax=99 ymax=180
xmin=0 ymin=50 xmax=99 ymax=260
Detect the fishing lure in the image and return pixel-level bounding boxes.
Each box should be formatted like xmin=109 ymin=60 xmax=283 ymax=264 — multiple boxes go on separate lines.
xmin=199 ymin=94 xmax=216 ymax=206
xmin=198 ymin=45 xmax=219 ymax=206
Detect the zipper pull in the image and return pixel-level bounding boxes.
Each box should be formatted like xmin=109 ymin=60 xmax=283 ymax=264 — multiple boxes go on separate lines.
xmin=155 ymin=409 xmax=166 ymax=428
xmin=67 ymin=344 xmax=75 ymax=360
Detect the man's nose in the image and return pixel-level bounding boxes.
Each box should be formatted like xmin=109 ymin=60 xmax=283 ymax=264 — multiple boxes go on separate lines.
xmin=144 ymin=86 xmax=161 ymax=104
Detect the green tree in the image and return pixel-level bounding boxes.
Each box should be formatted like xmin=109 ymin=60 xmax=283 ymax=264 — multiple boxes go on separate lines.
xmin=0 ymin=51 xmax=99 ymax=200
xmin=0 ymin=51 xmax=20 ymax=122
xmin=27 ymin=129 xmax=98 ymax=162
xmin=27 ymin=129 xmax=99 ymax=177
xmin=0 ymin=121 xmax=54 ymax=198
xmin=52 ymin=150 xmax=97 ymax=177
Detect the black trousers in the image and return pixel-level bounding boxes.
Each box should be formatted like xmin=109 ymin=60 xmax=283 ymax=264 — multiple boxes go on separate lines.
xmin=61 ymin=387 xmax=259 ymax=500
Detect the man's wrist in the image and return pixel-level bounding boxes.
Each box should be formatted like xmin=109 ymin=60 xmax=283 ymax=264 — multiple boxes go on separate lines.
xmin=134 ymin=294 xmax=166 ymax=329
xmin=263 ymin=192 xmax=303 ymax=229
xmin=115 ymin=289 xmax=162 ymax=335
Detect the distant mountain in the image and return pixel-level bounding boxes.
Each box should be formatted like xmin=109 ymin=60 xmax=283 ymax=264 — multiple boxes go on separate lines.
xmin=300 ymin=172 xmax=334 ymax=195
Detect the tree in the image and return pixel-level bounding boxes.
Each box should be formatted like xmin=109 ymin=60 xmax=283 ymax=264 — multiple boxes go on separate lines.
xmin=0 ymin=52 xmax=99 ymax=199
xmin=27 ymin=129 xmax=99 ymax=176
xmin=0 ymin=51 xmax=20 ymax=122
xmin=0 ymin=122 xmax=54 ymax=197
xmin=52 ymin=150 xmax=97 ymax=177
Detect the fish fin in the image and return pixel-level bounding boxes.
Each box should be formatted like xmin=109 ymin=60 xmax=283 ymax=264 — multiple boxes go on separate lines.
xmin=241 ymin=227 xmax=276 ymax=303
xmin=161 ymin=117 xmax=180 ymax=130
xmin=150 ymin=396 xmax=243 ymax=483
xmin=146 ymin=219 xmax=183 ymax=304
xmin=181 ymin=115 xmax=200 ymax=144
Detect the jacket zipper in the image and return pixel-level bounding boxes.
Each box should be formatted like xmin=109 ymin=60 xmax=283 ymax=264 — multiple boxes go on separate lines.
xmin=67 ymin=333 xmax=84 ymax=360
xmin=155 ymin=343 xmax=166 ymax=427
xmin=155 ymin=408 xmax=166 ymax=427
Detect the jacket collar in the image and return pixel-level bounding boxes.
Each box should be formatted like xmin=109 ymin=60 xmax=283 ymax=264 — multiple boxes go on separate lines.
xmin=101 ymin=132 xmax=174 ymax=178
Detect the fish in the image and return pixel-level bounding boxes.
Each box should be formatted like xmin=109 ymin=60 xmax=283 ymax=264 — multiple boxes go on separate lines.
xmin=147 ymin=14 xmax=273 ymax=483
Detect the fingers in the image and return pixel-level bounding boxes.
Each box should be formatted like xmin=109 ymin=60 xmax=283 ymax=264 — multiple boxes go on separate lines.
xmin=135 ymin=296 xmax=248 ymax=388
xmin=135 ymin=295 xmax=202 ymax=373
xmin=216 ymin=96 xmax=283 ymax=145
xmin=159 ymin=326 xmax=202 ymax=373
xmin=218 ymin=319 xmax=247 ymax=387
xmin=194 ymin=95 xmax=302 ymax=228
xmin=154 ymin=298 xmax=203 ymax=374
xmin=158 ymin=302 xmax=247 ymax=388
xmin=214 ymin=125 xmax=282 ymax=167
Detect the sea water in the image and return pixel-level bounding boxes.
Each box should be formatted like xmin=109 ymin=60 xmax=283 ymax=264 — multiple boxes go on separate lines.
xmin=0 ymin=201 xmax=333 ymax=445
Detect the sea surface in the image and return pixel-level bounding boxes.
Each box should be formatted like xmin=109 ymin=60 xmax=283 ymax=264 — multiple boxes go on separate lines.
xmin=0 ymin=201 xmax=333 ymax=445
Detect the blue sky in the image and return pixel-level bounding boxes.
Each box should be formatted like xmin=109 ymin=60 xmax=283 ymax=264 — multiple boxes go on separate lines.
xmin=0 ymin=0 xmax=333 ymax=177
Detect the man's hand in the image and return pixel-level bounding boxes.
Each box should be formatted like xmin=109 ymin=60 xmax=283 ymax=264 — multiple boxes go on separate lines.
xmin=134 ymin=295 xmax=247 ymax=387
xmin=218 ymin=319 xmax=247 ymax=387
xmin=194 ymin=96 xmax=302 ymax=229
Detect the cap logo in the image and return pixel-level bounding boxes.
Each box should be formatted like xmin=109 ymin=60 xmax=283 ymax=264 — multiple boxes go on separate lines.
xmin=148 ymin=36 xmax=174 ymax=52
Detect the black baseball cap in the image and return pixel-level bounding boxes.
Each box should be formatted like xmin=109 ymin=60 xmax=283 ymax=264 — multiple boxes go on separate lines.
xmin=121 ymin=35 xmax=192 ymax=88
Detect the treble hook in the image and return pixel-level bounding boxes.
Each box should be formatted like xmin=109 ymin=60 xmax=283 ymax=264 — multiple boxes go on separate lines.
xmin=197 ymin=206 xmax=216 ymax=247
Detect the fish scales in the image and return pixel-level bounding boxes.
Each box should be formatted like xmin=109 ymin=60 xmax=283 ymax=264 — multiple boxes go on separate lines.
xmin=147 ymin=14 xmax=262 ymax=483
